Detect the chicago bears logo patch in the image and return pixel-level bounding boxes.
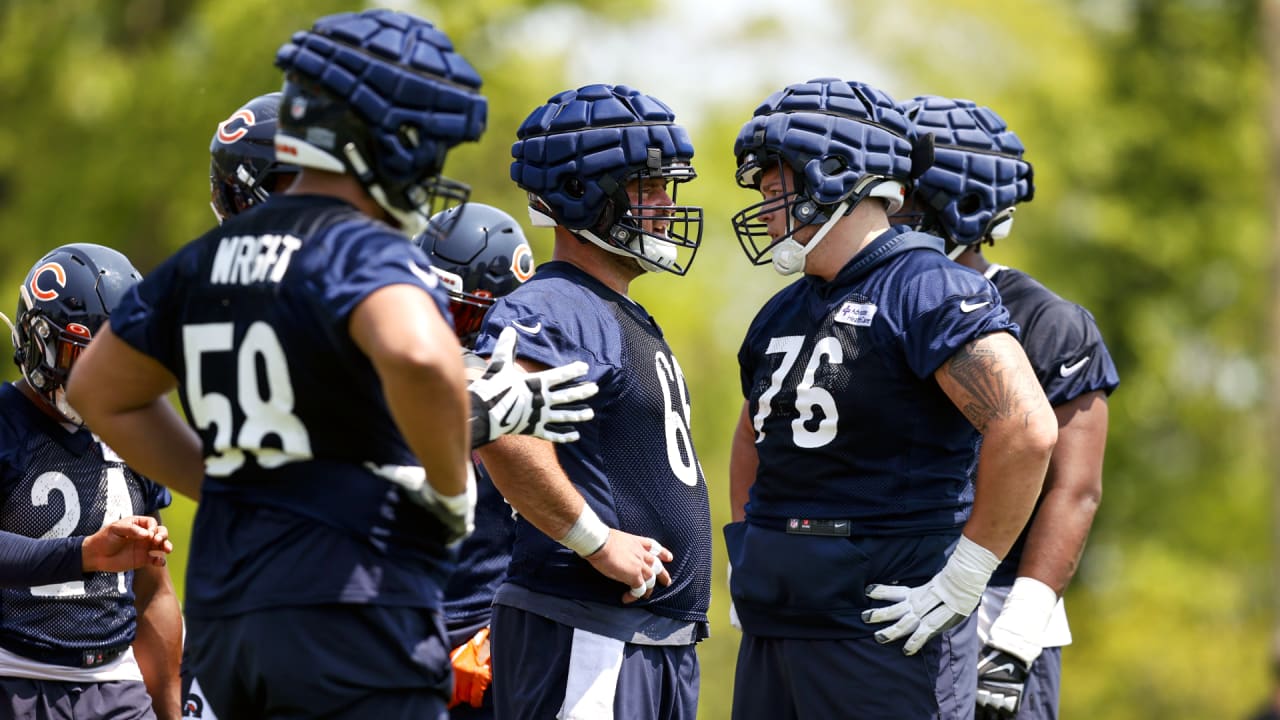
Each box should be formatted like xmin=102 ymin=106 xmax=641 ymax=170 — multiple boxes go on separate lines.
xmin=29 ymin=262 xmax=66 ymax=301
xmin=216 ymin=109 xmax=256 ymax=144
xmin=511 ymin=243 xmax=535 ymax=282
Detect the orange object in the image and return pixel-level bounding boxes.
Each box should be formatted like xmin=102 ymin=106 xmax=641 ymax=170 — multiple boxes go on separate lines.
xmin=448 ymin=626 xmax=492 ymax=709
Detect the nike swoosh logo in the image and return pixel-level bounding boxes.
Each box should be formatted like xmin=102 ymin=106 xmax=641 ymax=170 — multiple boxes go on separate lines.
xmin=960 ymin=300 xmax=991 ymax=313
xmin=512 ymin=320 xmax=542 ymax=335
xmin=407 ymin=260 xmax=439 ymax=288
xmin=833 ymin=521 xmax=848 ymax=529
xmin=1059 ymin=356 xmax=1090 ymax=377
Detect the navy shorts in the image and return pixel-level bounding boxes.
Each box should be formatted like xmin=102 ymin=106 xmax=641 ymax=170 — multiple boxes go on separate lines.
xmin=490 ymin=604 xmax=699 ymax=720
xmin=182 ymin=604 xmax=450 ymax=719
xmin=1014 ymin=646 xmax=1061 ymax=720
xmin=0 ymin=677 xmax=155 ymax=719
xmin=732 ymin=612 xmax=979 ymax=720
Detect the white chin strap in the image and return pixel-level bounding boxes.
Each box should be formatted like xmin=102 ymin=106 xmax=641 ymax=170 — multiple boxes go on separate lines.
xmin=771 ymin=200 xmax=850 ymax=276
xmin=54 ymin=389 xmax=84 ymax=426
xmin=531 ymin=198 xmax=675 ymax=274
xmin=577 ymin=228 xmax=674 ymax=273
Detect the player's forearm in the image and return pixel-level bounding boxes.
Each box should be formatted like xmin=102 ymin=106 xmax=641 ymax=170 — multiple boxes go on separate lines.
xmin=478 ymin=434 xmax=584 ymax=540
xmin=965 ymin=427 xmax=1054 ymax=558
xmin=382 ymin=359 xmax=470 ymax=496
xmin=1015 ymin=392 xmax=1108 ymax=594
xmin=132 ymin=563 xmax=182 ymax=720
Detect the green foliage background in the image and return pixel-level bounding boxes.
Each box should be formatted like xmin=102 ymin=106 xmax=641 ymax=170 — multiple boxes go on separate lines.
xmin=0 ymin=0 xmax=1270 ymax=717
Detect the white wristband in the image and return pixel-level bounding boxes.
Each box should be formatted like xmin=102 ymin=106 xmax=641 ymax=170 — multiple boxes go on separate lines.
xmin=988 ymin=576 xmax=1058 ymax=666
xmin=937 ymin=535 xmax=1002 ymax=612
xmin=559 ymin=502 xmax=610 ymax=557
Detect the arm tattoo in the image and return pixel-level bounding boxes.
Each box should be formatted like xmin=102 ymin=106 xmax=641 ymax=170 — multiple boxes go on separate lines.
xmin=945 ymin=340 xmax=1021 ymax=433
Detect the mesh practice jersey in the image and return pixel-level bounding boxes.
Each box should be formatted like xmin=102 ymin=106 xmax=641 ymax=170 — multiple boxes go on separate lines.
xmin=473 ymin=261 xmax=711 ymax=624
xmin=0 ymin=383 xmax=170 ymax=664
xmin=110 ymin=194 xmax=462 ymax=618
xmin=739 ymin=228 xmax=1018 ymax=534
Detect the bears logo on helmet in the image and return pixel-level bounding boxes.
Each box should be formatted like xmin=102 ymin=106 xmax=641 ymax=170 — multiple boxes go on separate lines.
xmin=415 ymin=203 xmax=534 ymax=343
xmin=210 ymin=92 xmax=300 ymax=223
xmin=7 ymin=244 xmax=142 ymax=425
xmin=28 ymin=262 xmax=66 ymax=301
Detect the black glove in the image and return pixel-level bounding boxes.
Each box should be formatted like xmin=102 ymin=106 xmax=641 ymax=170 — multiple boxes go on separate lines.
xmin=976 ymin=645 xmax=1031 ymax=719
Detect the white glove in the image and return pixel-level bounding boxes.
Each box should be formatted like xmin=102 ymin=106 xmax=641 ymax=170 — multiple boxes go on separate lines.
xmin=419 ymin=463 xmax=478 ymax=545
xmin=987 ymin=576 xmax=1057 ymax=665
xmin=862 ymin=535 xmax=999 ymax=655
xmin=468 ymin=327 xmax=598 ymax=447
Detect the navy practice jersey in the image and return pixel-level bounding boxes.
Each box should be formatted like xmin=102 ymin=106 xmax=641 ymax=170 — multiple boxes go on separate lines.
xmin=442 ymin=457 xmax=513 ymax=629
xmin=109 ymin=194 xmax=460 ymax=618
xmin=472 ymin=261 xmax=712 ymax=624
xmin=739 ymin=228 xmax=1017 ymax=534
xmin=0 ymin=383 xmax=170 ymax=664
xmin=986 ymin=265 xmax=1119 ymax=585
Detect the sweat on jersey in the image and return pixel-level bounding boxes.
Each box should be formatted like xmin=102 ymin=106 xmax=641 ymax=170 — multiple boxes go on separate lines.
xmin=0 ymin=383 xmax=170 ymax=665
xmin=472 ymin=261 xmax=712 ymax=631
xmin=109 ymin=194 xmax=461 ymax=619
xmin=729 ymin=227 xmax=1018 ymax=637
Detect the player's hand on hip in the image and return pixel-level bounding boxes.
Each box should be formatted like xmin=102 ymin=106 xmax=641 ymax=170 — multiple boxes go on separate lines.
xmin=468 ymin=327 xmax=598 ymax=446
xmin=975 ymin=645 xmax=1030 ymax=719
xmin=82 ymin=515 xmax=174 ymax=573
xmin=584 ymin=530 xmax=673 ymax=604
xmin=861 ymin=535 xmax=999 ymax=655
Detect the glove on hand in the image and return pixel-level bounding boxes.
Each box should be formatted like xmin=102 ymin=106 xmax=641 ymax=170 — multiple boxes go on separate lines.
xmin=468 ymin=327 xmax=598 ymax=447
xmin=862 ymin=535 xmax=999 ymax=655
xmin=976 ymin=646 xmax=1030 ymax=719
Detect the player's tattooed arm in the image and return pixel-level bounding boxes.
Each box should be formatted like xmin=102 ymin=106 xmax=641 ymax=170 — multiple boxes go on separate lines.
xmin=943 ymin=338 xmax=1026 ymax=433
xmin=935 ymin=331 xmax=1057 ymax=559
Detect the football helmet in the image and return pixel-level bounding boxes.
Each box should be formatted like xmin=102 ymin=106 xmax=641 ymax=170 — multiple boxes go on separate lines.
xmin=510 ymin=83 xmax=703 ymax=275
xmin=274 ymin=9 xmax=488 ymax=238
xmin=731 ymin=78 xmax=923 ymax=275
xmin=7 ymin=244 xmax=142 ymax=425
xmin=414 ymin=203 xmax=535 ymax=343
xmin=209 ymin=92 xmax=300 ymax=223
xmin=898 ymin=96 xmax=1034 ymax=251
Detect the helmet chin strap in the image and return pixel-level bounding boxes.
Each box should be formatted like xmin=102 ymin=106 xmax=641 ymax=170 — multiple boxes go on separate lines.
xmin=771 ymin=200 xmax=850 ymax=276
xmin=343 ymin=143 xmax=429 ymax=238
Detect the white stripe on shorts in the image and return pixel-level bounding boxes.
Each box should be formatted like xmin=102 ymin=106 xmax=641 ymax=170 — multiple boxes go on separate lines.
xmin=557 ymin=628 xmax=625 ymax=720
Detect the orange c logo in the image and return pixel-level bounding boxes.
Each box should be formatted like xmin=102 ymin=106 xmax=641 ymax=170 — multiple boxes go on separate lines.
xmin=29 ymin=262 xmax=66 ymax=301
xmin=511 ymin=244 xmax=535 ymax=282
xmin=216 ymin=109 xmax=256 ymax=144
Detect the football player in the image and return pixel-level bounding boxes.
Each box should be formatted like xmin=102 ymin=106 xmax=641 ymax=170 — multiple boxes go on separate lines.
xmin=0 ymin=244 xmax=178 ymax=719
xmin=416 ymin=203 xmax=533 ymax=717
xmin=203 ymin=90 xmax=598 ymax=451
xmin=66 ymin=10 xmax=497 ymax=718
xmin=473 ymin=84 xmax=712 ymax=719
xmin=899 ymin=96 xmax=1119 ymax=720
xmin=725 ymin=78 xmax=1058 ymax=719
